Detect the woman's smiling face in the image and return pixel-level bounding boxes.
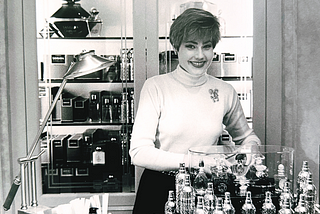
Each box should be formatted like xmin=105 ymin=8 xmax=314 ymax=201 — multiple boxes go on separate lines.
xmin=177 ymin=39 xmax=214 ymax=76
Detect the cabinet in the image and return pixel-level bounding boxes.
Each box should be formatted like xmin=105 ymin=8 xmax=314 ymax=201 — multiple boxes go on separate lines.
xmin=36 ymin=0 xmax=135 ymax=212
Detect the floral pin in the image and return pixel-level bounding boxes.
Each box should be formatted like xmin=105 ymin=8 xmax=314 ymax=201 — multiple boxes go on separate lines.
xmin=209 ymin=89 xmax=219 ymax=102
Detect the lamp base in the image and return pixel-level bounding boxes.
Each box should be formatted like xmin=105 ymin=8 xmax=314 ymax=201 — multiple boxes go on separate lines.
xmin=18 ymin=205 xmax=51 ymax=214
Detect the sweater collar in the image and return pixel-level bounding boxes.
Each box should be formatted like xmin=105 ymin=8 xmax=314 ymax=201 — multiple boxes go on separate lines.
xmin=171 ymin=65 xmax=208 ymax=87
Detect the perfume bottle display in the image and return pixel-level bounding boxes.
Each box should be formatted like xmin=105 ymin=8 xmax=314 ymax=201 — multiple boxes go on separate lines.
xmin=169 ymin=157 xmax=319 ymax=214
xmin=187 ymin=145 xmax=295 ymax=213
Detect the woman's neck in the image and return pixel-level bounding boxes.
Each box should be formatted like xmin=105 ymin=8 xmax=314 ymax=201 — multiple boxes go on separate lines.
xmin=171 ymin=65 xmax=208 ymax=87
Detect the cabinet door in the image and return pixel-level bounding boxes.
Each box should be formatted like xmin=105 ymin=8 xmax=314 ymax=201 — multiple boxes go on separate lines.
xmin=36 ymin=0 xmax=135 ymax=212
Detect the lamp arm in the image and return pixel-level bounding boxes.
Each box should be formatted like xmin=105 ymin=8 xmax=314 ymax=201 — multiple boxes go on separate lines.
xmin=27 ymin=78 xmax=68 ymax=160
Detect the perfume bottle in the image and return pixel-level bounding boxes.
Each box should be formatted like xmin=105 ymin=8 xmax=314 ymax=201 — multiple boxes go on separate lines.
xmin=261 ymin=191 xmax=276 ymax=214
xmin=194 ymin=160 xmax=209 ymax=196
xmin=181 ymin=174 xmax=196 ymax=214
xmin=241 ymin=191 xmax=256 ymax=214
xmin=165 ymin=190 xmax=176 ymax=214
xmin=176 ymin=163 xmax=187 ymax=214
xmin=203 ymin=182 xmax=216 ymax=214
xmin=253 ymin=154 xmax=268 ymax=178
xmin=303 ymin=173 xmax=317 ymax=214
xmin=279 ymin=181 xmax=294 ymax=209
xmin=278 ymin=197 xmax=293 ymax=214
xmin=213 ymin=198 xmax=225 ymax=214
xmin=294 ymin=194 xmax=308 ymax=214
xmin=223 ymin=192 xmax=235 ymax=214
xmin=211 ymin=157 xmax=236 ymax=195
xmin=274 ymin=164 xmax=288 ymax=194
xmin=195 ymin=196 xmax=205 ymax=214
xmin=296 ymin=161 xmax=311 ymax=197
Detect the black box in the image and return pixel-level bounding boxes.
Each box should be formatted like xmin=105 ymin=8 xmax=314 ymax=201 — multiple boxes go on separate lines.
xmin=89 ymin=91 xmax=101 ymax=122
xmin=73 ymin=96 xmax=89 ymax=122
xmin=61 ymin=94 xmax=76 ymax=122
xmin=51 ymin=134 xmax=71 ymax=166
xmin=82 ymin=129 xmax=104 ymax=164
xmin=66 ymin=133 xmax=83 ymax=163
xmin=101 ymin=91 xmax=112 ymax=123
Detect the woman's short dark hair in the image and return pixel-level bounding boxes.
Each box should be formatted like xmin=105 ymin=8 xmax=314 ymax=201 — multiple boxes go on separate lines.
xmin=169 ymin=8 xmax=221 ymax=51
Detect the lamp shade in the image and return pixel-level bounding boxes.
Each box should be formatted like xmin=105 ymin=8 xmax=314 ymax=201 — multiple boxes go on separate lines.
xmin=64 ymin=50 xmax=116 ymax=79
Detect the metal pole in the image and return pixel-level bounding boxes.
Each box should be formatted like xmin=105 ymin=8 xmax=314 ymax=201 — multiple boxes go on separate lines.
xmin=20 ymin=163 xmax=27 ymax=210
xmin=30 ymin=161 xmax=38 ymax=207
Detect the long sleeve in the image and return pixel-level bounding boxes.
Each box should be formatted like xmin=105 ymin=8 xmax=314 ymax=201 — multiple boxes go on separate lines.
xmin=223 ymin=87 xmax=261 ymax=146
xmin=129 ymin=77 xmax=185 ymax=171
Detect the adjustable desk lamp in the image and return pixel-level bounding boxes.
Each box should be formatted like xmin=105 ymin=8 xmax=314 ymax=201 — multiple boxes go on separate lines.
xmin=3 ymin=50 xmax=116 ymax=211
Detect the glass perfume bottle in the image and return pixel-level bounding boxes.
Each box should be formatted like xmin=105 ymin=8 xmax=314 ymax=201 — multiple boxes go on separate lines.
xmin=176 ymin=163 xmax=187 ymax=214
xmin=279 ymin=181 xmax=294 ymax=209
xmin=223 ymin=192 xmax=235 ymax=214
xmin=274 ymin=164 xmax=288 ymax=194
xmin=294 ymin=194 xmax=308 ymax=214
xmin=210 ymin=157 xmax=236 ymax=195
xmin=203 ymin=182 xmax=216 ymax=214
xmin=303 ymin=173 xmax=317 ymax=214
xmin=261 ymin=191 xmax=276 ymax=214
xmin=181 ymin=174 xmax=196 ymax=214
xmin=194 ymin=160 xmax=209 ymax=196
xmin=278 ymin=197 xmax=293 ymax=214
xmin=165 ymin=190 xmax=176 ymax=214
xmin=241 ymin=191 xmax=256 ymax=214
xmin=296 ymin=161 xmax=311 ymax=197
xmin=213 ymin=197 xmax=225 ymax=214
xmin=195 ymin=196 xmax=205 ymax=214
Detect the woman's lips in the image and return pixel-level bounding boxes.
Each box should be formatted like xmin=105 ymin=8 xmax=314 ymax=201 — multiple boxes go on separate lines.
xmin=190 ymin=61 xmax=206 ymax=68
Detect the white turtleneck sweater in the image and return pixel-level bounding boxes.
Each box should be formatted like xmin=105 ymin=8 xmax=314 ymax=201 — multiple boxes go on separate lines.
xmin=129 ymin=66 xmax=261 ymax=171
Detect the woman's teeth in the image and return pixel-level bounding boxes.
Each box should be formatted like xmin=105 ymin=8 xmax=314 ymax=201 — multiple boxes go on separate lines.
xmin=190 ymin=61 xmax=205 ymax=68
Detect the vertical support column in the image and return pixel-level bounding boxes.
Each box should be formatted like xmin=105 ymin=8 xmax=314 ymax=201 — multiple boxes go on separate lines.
xmin=30 ymin=161 xmax=38 ymax=207
xmin=20 ymin=163 xmax=27 ymax=210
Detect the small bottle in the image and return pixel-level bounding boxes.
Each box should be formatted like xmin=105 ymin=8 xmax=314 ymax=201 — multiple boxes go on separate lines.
xmin=181 ymin=174 xmax=196 ymax=214
xmin=303 ymin=173 xmax=317 ymax=214
xmin=297 ymin=161 xmax=311 ymax=197
xmin=294 ymin=194 xmax=308 ymax=214
xmin=194 ymin=160 xmax=209 ymax=196
xmin=213 ymin=198 xmax=224 ymax=214
xmin=241 ymin=191 xmax=256 ymax=214
xmin=278 ymin=197 xmax=293 ymax=214
xmin=203 ymin=182 xmax=216 ymax=214
xmin=176 ymin=163 xmax=187 ymax=214
xmin=195 ymin=196 xmax=205 ymax=214
xmin=274 ymin=164 xmax=288 ymax=194
xmin=165 ymin=190 xmax=176 ymax=214
xmin=261 ymin=191 xmax=276 ymax=214
xmin=223 ymin=192 xmax=235 ymax=214
xmin=279 ymin=182 xmax=294 ymax=208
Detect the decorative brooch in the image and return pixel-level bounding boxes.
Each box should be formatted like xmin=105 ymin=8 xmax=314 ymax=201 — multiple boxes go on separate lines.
xmin=209 ymin=89 xmax=219 ymax=102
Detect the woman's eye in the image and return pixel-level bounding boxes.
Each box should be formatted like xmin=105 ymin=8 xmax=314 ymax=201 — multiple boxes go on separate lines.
xmin=203 ymin=45 xmax=212 ymax=50
xmin=185 ymin=44 xmax=195 ymax=49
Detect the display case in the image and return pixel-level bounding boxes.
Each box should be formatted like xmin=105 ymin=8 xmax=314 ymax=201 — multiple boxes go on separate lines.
xmin=36 ymin=0 xmax=135 ymax=212
xmin=188 ymin=145 xmax=294 ymax=213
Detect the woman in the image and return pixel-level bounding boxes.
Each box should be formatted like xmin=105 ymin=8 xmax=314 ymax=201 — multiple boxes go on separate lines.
xmin=129 ymin=8 xmax=261 ymax=214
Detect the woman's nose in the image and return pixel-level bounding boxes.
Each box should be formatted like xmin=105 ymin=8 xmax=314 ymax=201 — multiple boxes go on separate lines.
xmin=195 ymin=48 xmax=204 ymax=59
